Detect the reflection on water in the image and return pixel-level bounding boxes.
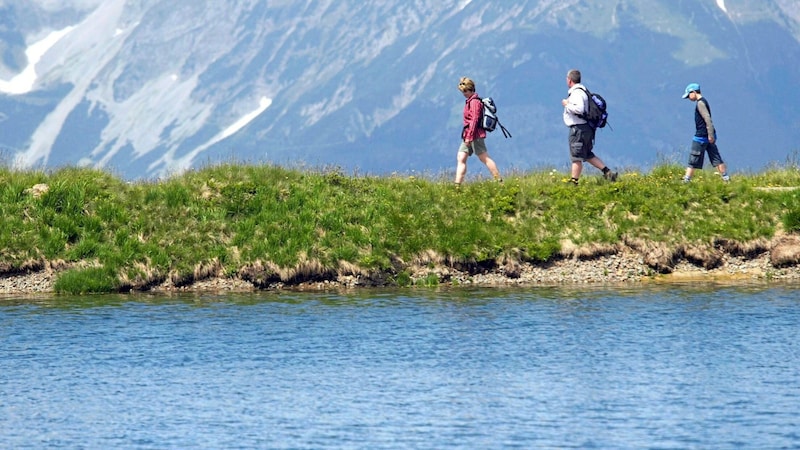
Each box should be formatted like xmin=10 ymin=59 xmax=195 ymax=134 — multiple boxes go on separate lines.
xmin=2 ymin=284 xmax=799 ymax=449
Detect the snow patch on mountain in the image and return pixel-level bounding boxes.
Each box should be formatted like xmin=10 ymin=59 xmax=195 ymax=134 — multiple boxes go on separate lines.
xmin=152 ymin=96 xmax=273 ymax=175
xmin=11 ymin=0 xmax=130 ymax=168
xmin=301 ymin=80 xmax=355 ymax=127
xmin=9 ymin=0 xmax=280 ymax=174
xmin=373 ymin=63 xmax=438 ymax=130
xmin=0 ymin=27 xmax=74 ymax=95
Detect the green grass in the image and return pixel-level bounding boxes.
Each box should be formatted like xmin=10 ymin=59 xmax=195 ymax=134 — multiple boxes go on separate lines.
xmin=2 ymin=163 xmax=800 ymax=294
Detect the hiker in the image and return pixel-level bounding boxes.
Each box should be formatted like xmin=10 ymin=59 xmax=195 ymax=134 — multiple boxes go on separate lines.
xmin=454 ymin=77 xmax=502 ymax=186
xmin=681 ymin=83 xmax=730 ymax=183
xmin=561 ymin=69 xmax=617 ymax=185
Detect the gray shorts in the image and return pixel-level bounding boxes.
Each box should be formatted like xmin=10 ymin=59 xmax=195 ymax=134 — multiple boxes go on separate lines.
xmin=569 ymin=123 xmax=596 ymax=162
xmin=459 ymin=138 xmax=488 ymax=156
xmin=688 ymin=140 xmax=724 ymax=169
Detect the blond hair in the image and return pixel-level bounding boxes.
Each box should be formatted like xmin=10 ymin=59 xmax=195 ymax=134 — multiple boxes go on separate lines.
xmin=458 ymin=77 xmax=475 ymax=93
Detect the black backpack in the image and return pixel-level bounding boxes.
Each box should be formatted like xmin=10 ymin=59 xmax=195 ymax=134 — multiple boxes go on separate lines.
xmin=478 ymin=97 xmax=512 ymax=138
xmin=577 ymin=87 xmax=609 ymax=129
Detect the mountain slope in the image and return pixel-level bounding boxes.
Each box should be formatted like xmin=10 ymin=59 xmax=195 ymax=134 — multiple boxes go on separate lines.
xmin=1 ymin=0 xmax=799 ymax=179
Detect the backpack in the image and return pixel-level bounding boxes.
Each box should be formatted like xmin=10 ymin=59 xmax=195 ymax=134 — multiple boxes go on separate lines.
xmin=577 ymin=87 xmax=609 ymax=129
xmin=478 ymin=97 xmax=512 ymax=138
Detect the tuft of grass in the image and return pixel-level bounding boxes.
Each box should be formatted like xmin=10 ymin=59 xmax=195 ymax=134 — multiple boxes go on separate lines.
xmin=415 ymin=272 xmax=440 ymax=287
xmin=783 ymin=209 xmax=800 ymax=233
xmin=394 ymin=271 xmax=413 ymax=287
xmin=54 ymin=267 xmax=120 ymax=294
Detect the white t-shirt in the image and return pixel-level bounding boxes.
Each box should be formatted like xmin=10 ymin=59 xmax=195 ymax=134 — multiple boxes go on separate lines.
xmin=563 ymin=83 xmax=589 ymax=127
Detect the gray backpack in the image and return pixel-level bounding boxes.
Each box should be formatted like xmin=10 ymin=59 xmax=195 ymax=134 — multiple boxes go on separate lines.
xmin=479 ymin=97 xmax=512 ymax=138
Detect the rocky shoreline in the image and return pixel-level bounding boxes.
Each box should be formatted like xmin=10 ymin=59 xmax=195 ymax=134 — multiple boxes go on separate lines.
xmin=3 ymin=237 xmax=800 ymax=295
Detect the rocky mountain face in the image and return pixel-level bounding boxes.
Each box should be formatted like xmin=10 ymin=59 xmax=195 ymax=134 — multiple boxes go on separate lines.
xmin=1 ymin=0 xmax=799 ymax=179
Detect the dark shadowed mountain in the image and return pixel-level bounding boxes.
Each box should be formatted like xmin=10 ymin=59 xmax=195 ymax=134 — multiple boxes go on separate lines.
xmin=1 ymin=0 xmax=799 ymax=179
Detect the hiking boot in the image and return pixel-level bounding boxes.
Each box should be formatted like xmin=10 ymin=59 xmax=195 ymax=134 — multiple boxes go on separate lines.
xmin=565 ymin=178 xmax=579 ymax=186
xmin=722 ymin=174 xmax=730 ymax=182
xmin=682 ymin=176 xmax=691 ymax=183
xmin=604 ymin=171 xmax=618 ymax=182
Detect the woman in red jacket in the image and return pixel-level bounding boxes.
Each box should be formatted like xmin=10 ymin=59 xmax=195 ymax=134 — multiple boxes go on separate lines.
xmin=454 ymin=77 xmax=502 ymax=186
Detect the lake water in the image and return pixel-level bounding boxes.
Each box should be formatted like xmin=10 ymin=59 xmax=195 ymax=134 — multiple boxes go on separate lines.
xmin=2 ymin=284 xmax=799 ymax=449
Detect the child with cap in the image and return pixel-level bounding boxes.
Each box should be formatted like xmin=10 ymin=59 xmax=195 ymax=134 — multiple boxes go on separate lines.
xmin=682 ymin=83 xmax=730 ymax=183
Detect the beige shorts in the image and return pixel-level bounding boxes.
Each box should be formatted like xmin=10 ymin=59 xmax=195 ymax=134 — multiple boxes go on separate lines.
xmin=459 ymin=138 xmax=488 ymax=156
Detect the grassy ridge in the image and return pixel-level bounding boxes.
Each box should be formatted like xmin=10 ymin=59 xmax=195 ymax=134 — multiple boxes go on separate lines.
xmin=2 ymin=163 xmax=800 ymax=294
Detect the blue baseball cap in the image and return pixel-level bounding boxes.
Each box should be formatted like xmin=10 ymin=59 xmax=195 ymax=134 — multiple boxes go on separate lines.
xmin=682 ymin=83 xmax=700 ymax=98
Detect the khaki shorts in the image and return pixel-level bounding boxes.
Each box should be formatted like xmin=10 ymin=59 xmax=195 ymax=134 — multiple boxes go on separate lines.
xmin=459 ymin=138 xmax=488 ymax=156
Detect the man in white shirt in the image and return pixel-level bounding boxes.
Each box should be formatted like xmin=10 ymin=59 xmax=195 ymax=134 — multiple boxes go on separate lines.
xmin=561 ymin=69 xmax=617 ymax=185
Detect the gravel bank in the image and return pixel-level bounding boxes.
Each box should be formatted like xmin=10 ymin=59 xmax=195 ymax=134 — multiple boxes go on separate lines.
xmin=3 ymin=250 xmax=799 ymax=295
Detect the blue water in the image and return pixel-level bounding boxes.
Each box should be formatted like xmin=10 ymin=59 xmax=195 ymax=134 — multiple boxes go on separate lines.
xmin=2 ymin=285 xmax=799 ymax=449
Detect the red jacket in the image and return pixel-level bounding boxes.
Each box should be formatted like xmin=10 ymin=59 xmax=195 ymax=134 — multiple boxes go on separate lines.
xmin=462 ymin=93 xmax=486 ymax=141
